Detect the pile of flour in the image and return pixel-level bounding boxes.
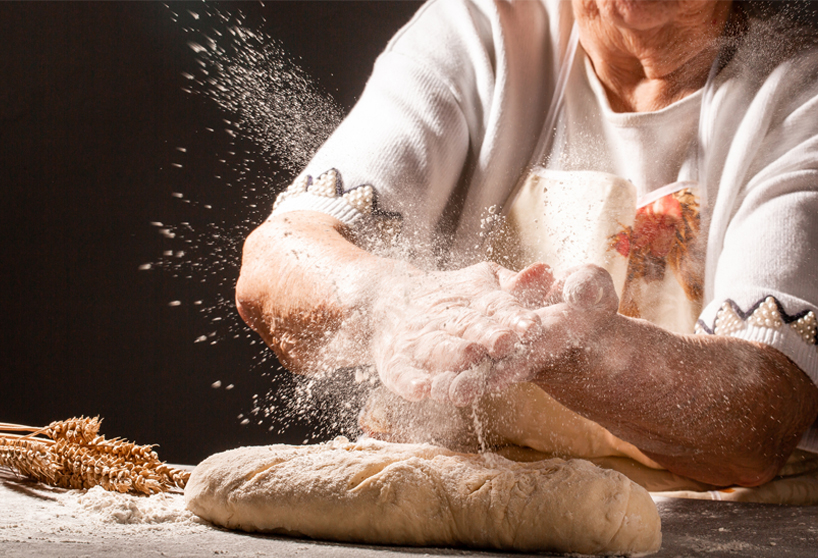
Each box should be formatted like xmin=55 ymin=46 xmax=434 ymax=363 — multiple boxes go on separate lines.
xmin=57 ymin=486 xmax=196 ymax=525
xmin=0 ymin=471 xmax=210 ymax=545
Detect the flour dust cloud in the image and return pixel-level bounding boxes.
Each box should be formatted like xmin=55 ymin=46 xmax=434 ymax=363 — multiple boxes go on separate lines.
xmin=142 ymin=4 xmax=363 ymax=442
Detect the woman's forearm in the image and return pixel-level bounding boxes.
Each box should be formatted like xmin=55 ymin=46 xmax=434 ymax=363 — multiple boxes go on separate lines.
xmin=536 ymin=314 xmax=818 ymax=486
xmin=236 ymin=211 xmax=404 ymax=373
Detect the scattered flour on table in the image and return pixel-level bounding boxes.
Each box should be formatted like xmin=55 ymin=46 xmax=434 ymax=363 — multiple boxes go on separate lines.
xmin=57 ymin=486 xmax=196 ymax=525
xmin=0 ymin=474 xmax=210 ymax=545
xmin=676 ymin=536 xmax=759 ymax=554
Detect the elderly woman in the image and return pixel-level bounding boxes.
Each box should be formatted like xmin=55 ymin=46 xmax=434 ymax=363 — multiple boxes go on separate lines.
xmin=236 ymin=0 xmax=818 ymax=492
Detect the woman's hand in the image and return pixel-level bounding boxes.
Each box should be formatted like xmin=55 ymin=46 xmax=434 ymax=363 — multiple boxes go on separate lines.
xmin=370 ymin=262 xmax=553 ymax=405
xmin=237 ymin=212 xmax=553 ymax=396
xmin=487 ymin=264 xmax=620 ymax=392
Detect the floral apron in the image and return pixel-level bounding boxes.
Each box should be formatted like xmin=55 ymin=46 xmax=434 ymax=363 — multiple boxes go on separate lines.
xmin=492 ymin=169 xmax=704 ymax=334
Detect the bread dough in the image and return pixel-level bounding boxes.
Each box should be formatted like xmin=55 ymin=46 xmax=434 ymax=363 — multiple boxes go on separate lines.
xmin=361 ymin=383 xmax=661 ymax=466
xmin=185 ymin=437 xmax=661 ymax=555
xmin=360 ymin=385 xmax=818 ymax=503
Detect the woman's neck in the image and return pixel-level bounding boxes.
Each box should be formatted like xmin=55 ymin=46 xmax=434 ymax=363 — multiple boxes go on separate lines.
xmin=573 ymin=0 xmax=733 ymax=113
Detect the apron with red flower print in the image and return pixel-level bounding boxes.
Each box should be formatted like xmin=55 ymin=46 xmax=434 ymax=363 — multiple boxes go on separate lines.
xmin=490 ymin=169 xmax=704 ymax=334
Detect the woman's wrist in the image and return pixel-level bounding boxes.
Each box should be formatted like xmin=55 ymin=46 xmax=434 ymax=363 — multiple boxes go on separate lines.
xmin=298 ymin=229 xmax=424 ymax=371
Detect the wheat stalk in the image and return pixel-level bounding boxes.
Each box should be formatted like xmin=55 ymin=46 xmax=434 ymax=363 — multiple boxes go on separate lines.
xmin=0 ymin=417 xmax=189 ymax=495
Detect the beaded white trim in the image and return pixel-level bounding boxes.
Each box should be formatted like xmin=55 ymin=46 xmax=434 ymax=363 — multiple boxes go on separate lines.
xmin=270 ymin=169 xmax=400 ymax=236
xmin=272 ymin=190 xmax=365 ymax=225
xmin=695 ymin=297 xmax=817 ymax=346
xmin=273 ymin=169 xmax=378 ymax=216
xmin=695 ymin=296 xmax=818 ymax=382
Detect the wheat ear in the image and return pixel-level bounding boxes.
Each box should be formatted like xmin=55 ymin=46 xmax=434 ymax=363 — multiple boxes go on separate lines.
xmin=0 ymin=417 xmax=189 ymax=495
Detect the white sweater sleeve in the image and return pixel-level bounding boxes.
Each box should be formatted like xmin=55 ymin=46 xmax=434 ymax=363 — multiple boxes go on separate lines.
xmin=695 ymin=37 xmax=818 ymax=450
xmin=271 ymin=0 xmax=560 ymax=257
xmin=271 ymin=0 xmax=497 ymax=247
xmin=708 ymin=170 xmax=818 ymax=451
xmin=698 ymin=44 xmax=818 ymax=378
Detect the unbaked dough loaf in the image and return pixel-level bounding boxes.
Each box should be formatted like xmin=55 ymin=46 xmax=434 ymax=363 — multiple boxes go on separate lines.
xmin=185 ymin=438 xmax=661 ymax=555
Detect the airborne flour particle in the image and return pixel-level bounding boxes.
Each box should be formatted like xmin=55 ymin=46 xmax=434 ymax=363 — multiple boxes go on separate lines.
xmin=146 ymin=5 xmax=357 ymax=439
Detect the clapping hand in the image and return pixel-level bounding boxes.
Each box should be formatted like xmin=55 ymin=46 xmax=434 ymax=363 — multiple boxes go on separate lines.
xmin=372 ymin=262 xmax=619 ymax=406
xmin=371 ymin=262 xmax=552 ymax=405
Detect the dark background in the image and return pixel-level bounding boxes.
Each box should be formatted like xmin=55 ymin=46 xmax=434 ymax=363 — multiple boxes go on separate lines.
xmin=1 ymin=1 xmax=423 ymax=465
xmin=7 ymin=0 xmax=817 ymax=469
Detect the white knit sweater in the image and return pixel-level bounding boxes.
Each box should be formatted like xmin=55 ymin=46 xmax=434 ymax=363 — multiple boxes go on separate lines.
xmin=272 ymin=0 xmax=818 ymax=448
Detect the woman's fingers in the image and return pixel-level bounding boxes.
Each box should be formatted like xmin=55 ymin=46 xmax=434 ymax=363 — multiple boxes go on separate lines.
xmin=461 ymin=318 xmax=517 ymax=357
xmin=380 ymin=354 xmax=432 ymax=401
xmin=562 ymin=264 xmax=619 ymax=313
xmin=497 ymin=262 xmax=555 ymax=307
xmin=410 ymin=330 xmax=487 ymax=373
xmin=429 ymin=288 xmax=541 ymax=355
xmin=430 ymin=308 xmax=517 ymax=358
xmin=430 ymin=371 xmax=457 ymax=403
xmin=472 ymin=289 xmax=542 ymax=342
xmin=448 ymin=362 xmax=490 ymax=406
xmin=381 ymin=328 xmax=489 ymax=403
xmin=431 ymin=362 xmax=491 ymax=406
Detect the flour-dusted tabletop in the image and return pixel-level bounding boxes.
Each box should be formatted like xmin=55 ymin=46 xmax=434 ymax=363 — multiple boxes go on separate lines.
xmin=1 ymin=470 xmax=816 ymax=558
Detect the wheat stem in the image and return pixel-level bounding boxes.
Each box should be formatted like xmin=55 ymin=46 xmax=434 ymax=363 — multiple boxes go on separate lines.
xmin=0 ymin=423 xmax=43 ymax=432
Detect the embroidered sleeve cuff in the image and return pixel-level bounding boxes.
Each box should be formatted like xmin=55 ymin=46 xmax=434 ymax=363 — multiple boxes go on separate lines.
xmin=269 ymin=169 xmax=403 ymax=248
xmin=695 ymin=296 xmax=818 ymax=383
xmin=270 ymin=169 xmax=378 ymax=227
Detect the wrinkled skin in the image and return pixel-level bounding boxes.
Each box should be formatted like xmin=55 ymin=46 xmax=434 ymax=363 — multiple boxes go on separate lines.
xmin=370 ymin=262 xmax=551 ymax=406
xmin=574 ymin=0 xmax=734 ymax=111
